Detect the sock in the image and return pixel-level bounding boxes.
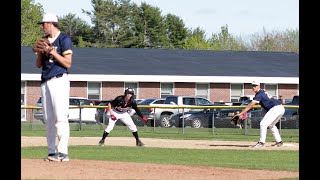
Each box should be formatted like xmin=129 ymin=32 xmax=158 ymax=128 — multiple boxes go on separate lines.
xmin=101 ymin=131 xmax=109 ymax=140
xmin=132 ymin=131 xmax=139 ymax=141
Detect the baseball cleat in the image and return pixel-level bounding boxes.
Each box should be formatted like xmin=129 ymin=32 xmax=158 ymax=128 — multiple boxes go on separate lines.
xmin=271 ymin=141 xmax=284 ymax=147
xmin=44 ymin=153 xmax=55 ymax=161
xmin=136 ymin=140 xmax=144 ymax=146
xmin=47 ymin=152 xmax=69 ymax=162
xmin=252 ymin=142 xmax=265 ymax=148
xmin=98 ymin=139 xmax=105 ymax=146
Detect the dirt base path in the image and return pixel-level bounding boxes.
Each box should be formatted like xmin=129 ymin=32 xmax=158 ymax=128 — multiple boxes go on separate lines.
xmin=21 ymin=136 xmax=299 ymax=180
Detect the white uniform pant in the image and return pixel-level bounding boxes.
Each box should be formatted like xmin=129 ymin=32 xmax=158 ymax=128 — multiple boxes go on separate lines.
xmin=259 ymin=104 xmax=285 ymax=143
xmin=104 ymin=109 xmax=137 ymax=133
xmin=41 ymin=74 xmax=70 ymax=155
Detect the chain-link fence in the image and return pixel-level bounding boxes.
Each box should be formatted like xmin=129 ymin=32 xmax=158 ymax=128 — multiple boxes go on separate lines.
xmin=21 ymin=105 xmax=299 ymax=139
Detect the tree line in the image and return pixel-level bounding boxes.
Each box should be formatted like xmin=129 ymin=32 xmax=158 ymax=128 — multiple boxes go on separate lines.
xmin=22 ymin=0 xmax=299 ymax=53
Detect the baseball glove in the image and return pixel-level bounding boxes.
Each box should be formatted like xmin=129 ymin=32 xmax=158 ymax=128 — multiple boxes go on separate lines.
xmin=230 ymin=115 xmax=239 ymax=126
xmin=32 ymin=38 xmax=52 ymax=55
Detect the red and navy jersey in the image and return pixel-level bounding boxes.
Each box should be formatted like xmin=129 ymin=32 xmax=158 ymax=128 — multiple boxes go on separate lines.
xmin=41 ymin=33 xmax=72 ymax=83
xmin=253 ymin=89 xmax=281 ymax=111
xmin=110 ymin=95 xmax=143 ymax=118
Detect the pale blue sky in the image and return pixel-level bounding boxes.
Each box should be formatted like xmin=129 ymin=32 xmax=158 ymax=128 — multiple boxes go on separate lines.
xmin=34 ymin=0 xmax=299 ymax=38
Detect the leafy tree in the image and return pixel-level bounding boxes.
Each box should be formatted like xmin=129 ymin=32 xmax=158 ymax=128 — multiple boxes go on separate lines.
xmin=90 ymin=0 xmax=118 ymax=46
xmin=21 ymin=0 xmax=44 ymax=46
xmin=137 ymin=2 xmax=169 ymax=48
xmin=183 ymin=27 xmax=211 ymax=50
xmin=126 ymin=3 xmax=145 ymax=47
xmin=58 ymin=13 xmax=94 ymax=47
xmin=248 ymin=28 xmax=299 ymax=53
xmin=77 ymin=36 xmax=86 ymax=47
xmin=189 ymin=27 xmax=207 ymax=40
xmin=207 ymin=25 xmax=248 ymax=51
xmin=83 ymin=0 xmax=141 ymax=47
xmin=114 ymin=0 xmax=141 ymax=47
xmin=26 ymin=0 xmax=299 ymax=52
xmin=164 ymin=14 xmax=188 ymax=49
xmin=286 ymin=28 xmax=299 ymax=53
xmin=249 ymin=28 xmax=274 ymax=51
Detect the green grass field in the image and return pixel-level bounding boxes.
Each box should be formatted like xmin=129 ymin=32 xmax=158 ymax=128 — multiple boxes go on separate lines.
xmin=22 ymin=145 xmax=299 ymax=172
xmin=21 ymin=122 xmax=299 ymax=172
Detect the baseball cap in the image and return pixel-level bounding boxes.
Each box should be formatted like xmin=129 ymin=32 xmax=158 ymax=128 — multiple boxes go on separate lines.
xmin=250 ymin=81 xmax=261 ymax=86
xmin=37 ymin=13 xmax=58 ymax=24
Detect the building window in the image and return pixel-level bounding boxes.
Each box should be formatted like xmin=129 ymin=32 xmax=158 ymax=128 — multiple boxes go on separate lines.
xmin=21 ymin=81 xmax=26 ymax=121
xmin=88 ymin=82 xmax=101 ymax=100
xmin=265 ymin=84 xmax=277 ymax=98
xmin=161 ymin=83 xmax=173 ymax=98
xmin=231 ymin=84 xmax=243 ymax=102
xmin=196 ymin=83 xmax=209 ymax=99
xmin=124 ymin=83 xmax=138 ymax=99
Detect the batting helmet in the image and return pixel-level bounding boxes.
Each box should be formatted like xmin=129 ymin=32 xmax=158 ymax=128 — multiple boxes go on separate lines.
xmin=124 ymin=87 xmax=135 ymax=95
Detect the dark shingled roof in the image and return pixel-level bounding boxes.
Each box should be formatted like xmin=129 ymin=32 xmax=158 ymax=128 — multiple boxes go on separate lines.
xmin=21 ymin=46 xmax=299 ymax=77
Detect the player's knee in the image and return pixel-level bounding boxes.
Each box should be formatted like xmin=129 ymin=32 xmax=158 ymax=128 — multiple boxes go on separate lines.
xmin=105 ymin=126 xmax=114 ymax=132
xmin=129 ymin=126 xmax=137 ymax=132
xmin=260 ymin=123 xmax=268 ymax=129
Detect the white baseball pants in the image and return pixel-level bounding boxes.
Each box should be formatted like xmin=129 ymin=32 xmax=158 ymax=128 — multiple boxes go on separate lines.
xmin=259 ymin=104 xmax=285 ymax=143
xmin=41 ymin=74 xmax=70 ymax=155
xmin=104 ymin=109 xmax=137 ymax=133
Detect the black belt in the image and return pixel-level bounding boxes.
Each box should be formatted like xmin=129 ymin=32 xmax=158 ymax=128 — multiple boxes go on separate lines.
xmin=54 ymin=74 xmax=64 ymax=78
xmin=41 ymin=74 xmax=65 ymax=84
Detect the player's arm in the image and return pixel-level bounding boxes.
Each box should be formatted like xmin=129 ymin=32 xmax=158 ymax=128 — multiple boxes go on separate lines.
xmin=35 ymin=53 xmax=43 ymax=68
xmin=50 ymin=51 xmax=72 ymax=69
xmin=108 ymin=101 xmax=118 ymax=120
xmin=238 ymin=101 xmax=257 ymax=116
xmin=108 ymin=97 xmax=119 ymax=114
xmin=108 ymin=102 xmax=113 ymax=115
xmin=132 ymin=102 xmax=144 ymax=118
xmin=132 ymin=102 xmax=148 ymax=121
xmin=51 ymin=36 xmax=73 ymax=69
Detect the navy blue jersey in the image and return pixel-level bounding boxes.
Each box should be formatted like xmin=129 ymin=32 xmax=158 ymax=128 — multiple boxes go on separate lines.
xmin=110 ymin=95 xmax=143 ymax=118
xmin=253 ymin=89 xmax=281 ymax=111
xmin=41 ymin=33 xmax=72 ymax=83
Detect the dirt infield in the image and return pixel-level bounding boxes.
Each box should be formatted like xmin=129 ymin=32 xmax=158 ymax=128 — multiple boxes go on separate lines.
xmin=21 ymin=136 xmax=299 ymax=180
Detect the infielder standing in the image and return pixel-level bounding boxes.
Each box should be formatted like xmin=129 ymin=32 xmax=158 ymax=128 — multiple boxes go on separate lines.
xmin=235 ymin=81 xmax=285 ymax=148
xmin=98 ymin=87 xmax=148 ymax=146
xmin=34 ymin=13 xmax=73 ymax=161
